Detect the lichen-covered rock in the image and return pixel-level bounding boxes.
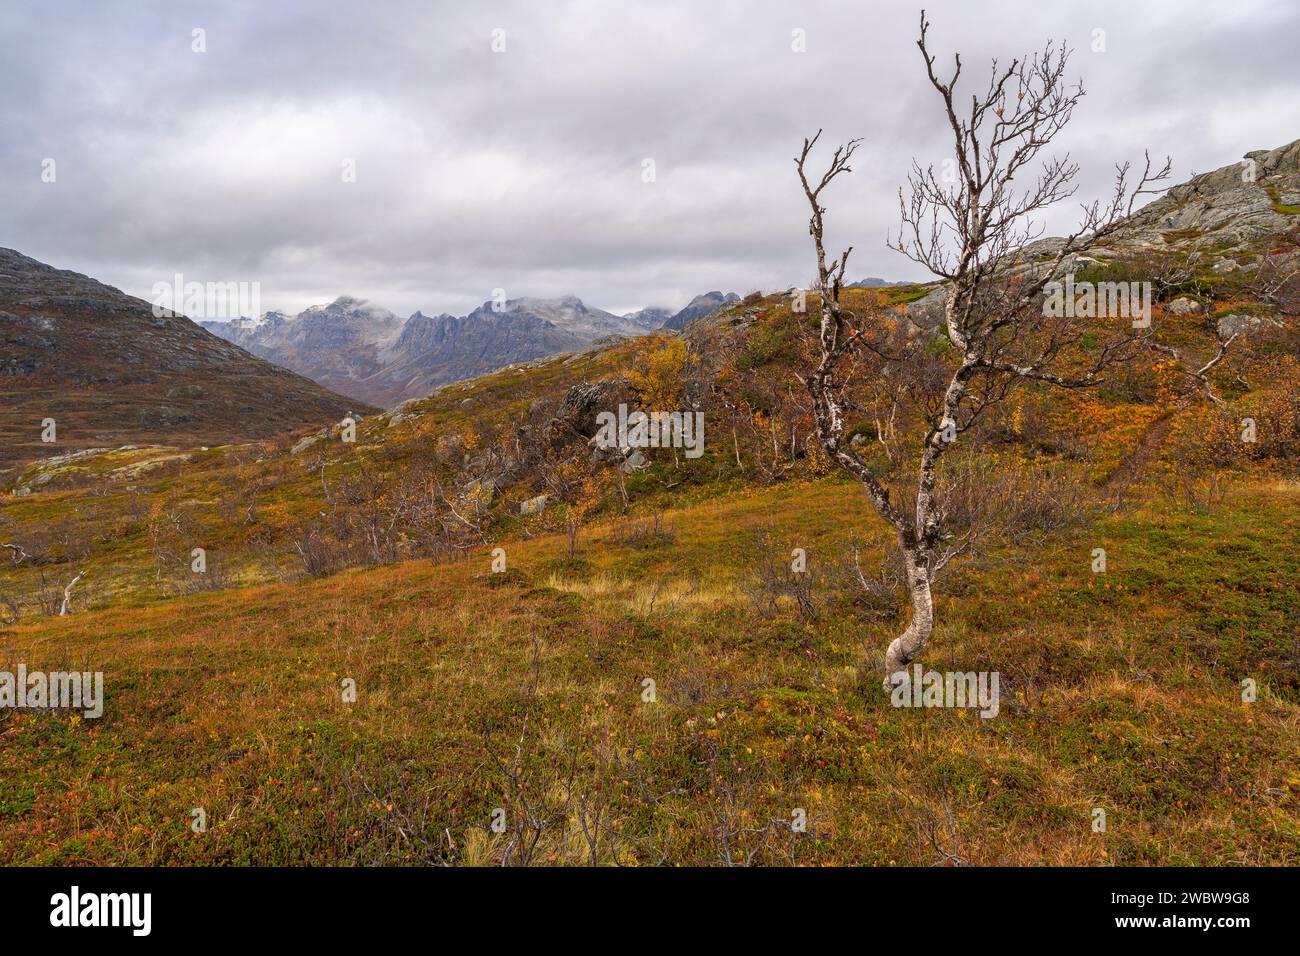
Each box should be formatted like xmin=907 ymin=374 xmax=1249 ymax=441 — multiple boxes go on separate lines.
xmin=520 ymin=494 xmax=549 ymax=515
xmin=900 ymin=287 xmax=948 ymax=333
xmin=460 ymin=477 xmax=499 ymax=503
xmin=620 ymin=450 xmax=650 ymax=473
xmin=1215 ymin=312 xmax=1281 ymax=338
xmin=1113 ymin=138 xmax=1300 ymax=248
xmin=291 ymin=433 xmax=322 ymax=454
xmin=550 ymin=378 xmax=633 ymax=444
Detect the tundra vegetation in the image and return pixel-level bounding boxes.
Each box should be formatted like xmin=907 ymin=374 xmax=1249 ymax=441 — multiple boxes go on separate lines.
xmin=1 ymin=24 xmax=1298 ymax=866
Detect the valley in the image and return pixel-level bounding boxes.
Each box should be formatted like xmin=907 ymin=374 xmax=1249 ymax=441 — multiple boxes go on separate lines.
xmin=2 ymin=125 xmax=1298 ymax=868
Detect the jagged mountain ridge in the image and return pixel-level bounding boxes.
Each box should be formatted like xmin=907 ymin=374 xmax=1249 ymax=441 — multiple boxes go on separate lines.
xmin=622 ymin=306 xmax=675 ymax=327
xmin=202 ymin=296 xmax=406 ymax=402
xmin=202 ymin=290 xmax=745 ymax=407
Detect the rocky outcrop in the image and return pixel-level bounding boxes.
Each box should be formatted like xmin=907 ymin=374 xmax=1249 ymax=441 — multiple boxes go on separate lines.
xmin=519 ymin=493 xmax=549 ymax=515
xmin=900 ymin=286 xmax=948 ymax=334
xmin=549 ymin=378 xmax=633 ymax=443
xmin=1215 ymin=311 xmax=1284 ymax=338
xmin=890 ymin=140 xmax=1300 ymax=337
xmin=1115 ymin=139 xmax=1300 ymax=250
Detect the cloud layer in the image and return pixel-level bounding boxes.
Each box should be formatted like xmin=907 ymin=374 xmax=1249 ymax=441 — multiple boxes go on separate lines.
xmin=2 ymin=0 xmax=1297 ymax=316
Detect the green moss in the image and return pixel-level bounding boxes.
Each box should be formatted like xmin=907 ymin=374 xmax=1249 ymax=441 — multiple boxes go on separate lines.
xmin=883 ymin=284 xmax=933 ymax=305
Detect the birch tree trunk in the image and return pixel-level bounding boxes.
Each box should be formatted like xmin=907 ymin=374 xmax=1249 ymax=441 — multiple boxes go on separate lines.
xmin=883 ymin=545 xmax=934 ymax=685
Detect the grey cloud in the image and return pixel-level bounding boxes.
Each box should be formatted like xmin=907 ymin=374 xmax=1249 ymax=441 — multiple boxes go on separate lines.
xmin=1 ymin=0 xmax=1296 ymax=317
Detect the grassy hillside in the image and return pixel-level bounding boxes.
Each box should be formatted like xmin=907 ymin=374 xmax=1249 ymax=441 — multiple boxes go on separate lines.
xmin=0 ymin=475 xmax=1295 ymax=865
xmin=2 ymin=248 xmax=1297 ymax=866
xmin=3 ymin=277 xmax=1295 ymax=615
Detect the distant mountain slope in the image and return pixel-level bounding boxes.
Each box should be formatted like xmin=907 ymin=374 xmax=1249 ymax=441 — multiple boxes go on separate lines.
xmin=202 ymin=295 xmax=405 ymax=402
xmin=622 ymin=306 xmax=674 ymax=328
xmin=660 ymin=291 xmax=740 ymax=330
xmin=357 ymin=298 xmax=603 ymax=407
xmin=848 ymin=277 xmax=911 ymax=288
xmin=0 ymin=248 xmax=365 ymax=471
xmin=206 ymin=293 xmax=680 ymax=408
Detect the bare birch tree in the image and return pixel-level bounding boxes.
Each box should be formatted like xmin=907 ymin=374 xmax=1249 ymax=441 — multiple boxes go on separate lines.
xmin=796 ymin=11 xmax=1171 ymax=686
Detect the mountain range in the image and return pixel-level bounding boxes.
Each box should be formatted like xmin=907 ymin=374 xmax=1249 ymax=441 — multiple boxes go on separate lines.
xmin=200 ymin=290 xmax=746 ymax=406
xmin=0 ymin=243 xmax=921 ymax=473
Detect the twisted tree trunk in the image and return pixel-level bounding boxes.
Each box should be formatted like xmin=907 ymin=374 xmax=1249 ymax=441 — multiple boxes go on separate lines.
xmin=59 ymin=571 xmax=85 ymax=616
xmin=883 ymin=545 xmax=934 ymax=687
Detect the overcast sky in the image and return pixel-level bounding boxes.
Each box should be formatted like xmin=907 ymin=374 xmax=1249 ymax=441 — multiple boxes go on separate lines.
xmin=2 ymin=0 xmax=1297 ymax=318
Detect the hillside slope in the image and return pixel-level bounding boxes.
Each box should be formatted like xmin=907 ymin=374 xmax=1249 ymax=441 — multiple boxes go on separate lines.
xmin=661 ymin=290 xmax=740 ymax=330
xmin=2 ymin=125 xmax=1298 ymax=607
xmin=0 ymin=248 xmax=367 ymax=472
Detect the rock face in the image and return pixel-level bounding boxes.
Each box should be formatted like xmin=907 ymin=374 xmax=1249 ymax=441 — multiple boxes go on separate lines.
xmin=205 ymin=294 xmax=664 ymax=408
xmin=1167 ymin=297 xmax=1202 ymax=316
xmin=0 ymin=247 xmax=363 ymax=471
xmin=1216 ymin=312 xmax=1282 ymax=338
xmin=203 ymin=296 xmax=404 ymax=402
xmin=619 ymin=449 xmax=650 ymax=473
xmin=519 ymin=493 xmax=549 ymax=515
xmin=1115 ymin=139 xmax=1300 ymax=249
xmin=895 ymin=139 xmax=1300 ymax=335
xmin=900 ymin=286 xmax=949 ymax=334
xmin=549 ymin=378 xmax=634 ymax=444
xmin=660 ymin=291 xmax=741 ymax=331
